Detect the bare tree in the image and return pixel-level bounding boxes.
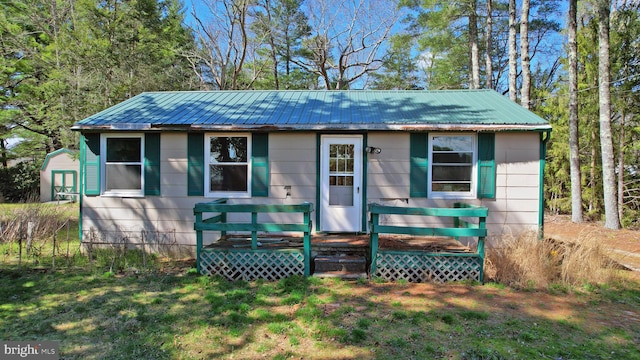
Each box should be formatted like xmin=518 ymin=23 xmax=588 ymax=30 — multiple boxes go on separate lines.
xmin=294 ymin=0 xmax=400 ymax=89
xmin=597 ymin=0 xmax=621 ymax=229
xmin=485 ymin=0 xmax=493 ymax=89
xmin=568 ymin=0 xmax=583 ymax=223
xmin=520 ymin=0 xmax=531 ymax=109
xmin=469 ymin=0 xmax=480 ymax=89
xmin=508 ymin=0 xmax=517 ymax=101
xmin=188 ymin=0 xmax=255 ymax=89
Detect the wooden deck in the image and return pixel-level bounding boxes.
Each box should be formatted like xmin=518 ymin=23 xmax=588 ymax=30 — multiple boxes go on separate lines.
xmin=205 ymin=234 xmax=472 ymax=253
xmin=195 ymin=201 xmax=487 ymax=282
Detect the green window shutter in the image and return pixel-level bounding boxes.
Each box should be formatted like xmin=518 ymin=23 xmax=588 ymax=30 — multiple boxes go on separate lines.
xmin=188 ymin=133 xmax=205 ymax=196
xmin=251 ymin=133 xmax=269 ymax=197
xmin=477 ymin=132 xmax=496 ymax=199
xmin=144 ymin=133 xmax=161 ymax=196
xmin=410 ymin=133 xmax=428 ymax=198
xmin=83 ymin=134 xmax=101 ymax=196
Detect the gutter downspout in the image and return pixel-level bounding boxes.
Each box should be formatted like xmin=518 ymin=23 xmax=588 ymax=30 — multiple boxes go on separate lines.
xmin=539 ymin=129 xmax=551 ymax=239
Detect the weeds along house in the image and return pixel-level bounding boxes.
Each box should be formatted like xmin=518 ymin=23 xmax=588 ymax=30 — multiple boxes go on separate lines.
xmin=71 ymin=90 xmax=551 ymax=257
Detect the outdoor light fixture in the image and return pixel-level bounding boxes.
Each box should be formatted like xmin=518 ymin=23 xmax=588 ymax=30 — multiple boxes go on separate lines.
xmin=365 ymin=146 xmax=382 ymax=154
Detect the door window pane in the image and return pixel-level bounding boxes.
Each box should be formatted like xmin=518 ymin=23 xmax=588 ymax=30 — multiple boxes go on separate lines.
xmin=329 ymin=144 xmax=355 ymax=206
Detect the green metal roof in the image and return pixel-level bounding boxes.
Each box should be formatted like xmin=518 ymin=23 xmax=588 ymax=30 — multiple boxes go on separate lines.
xmin=71 ymin=90 xmax=551 ymax=132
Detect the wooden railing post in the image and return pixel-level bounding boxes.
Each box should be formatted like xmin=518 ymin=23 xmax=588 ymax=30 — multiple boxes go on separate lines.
xmin=195 ymin=211 xmax=203 ymax=273
xmin=303 ymin=206 xmax=311 ymax=277
xmin=478 ymin=215 xmax=487 ymax=283
xmin=251 ymin=211 xmax=258 ymax=250
xmin=369 ymin=209 xmax=379 ymax=275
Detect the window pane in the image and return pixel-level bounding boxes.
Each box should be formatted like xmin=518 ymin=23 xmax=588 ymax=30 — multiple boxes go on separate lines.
xmin=330 ymin=144 xmax=354 ymax=174
xmin=432 ymin=136 xmax=473 ymax=152
xmin=329 ymin=185 xmax=354 ymax=206
xmin=432 ymin=183 xmax=471 ymax=192
xmin=105 ymin=164 xmax=142 ymax=190
xmin=210 ymin=137 xmax=247 ymax=163
xmin=106 ymin=138 xmax=141 ymax=162
xmin=433 ymin=152 xmax=473 ymax=164
xmin=210 ymin=165 xmax=248 ymax=191
xmin=432 ymin=165 xmax=472 ymax=181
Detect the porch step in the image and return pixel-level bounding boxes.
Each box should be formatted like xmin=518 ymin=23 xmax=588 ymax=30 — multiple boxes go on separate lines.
xmin=313 ymin=255 xmax=367 ymax=279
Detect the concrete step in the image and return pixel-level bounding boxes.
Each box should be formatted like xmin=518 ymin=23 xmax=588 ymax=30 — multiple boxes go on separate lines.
xmin=313 ymin=255 xmax=367 ymax=277
xmin=312 ymin=271 xmax=368 ymax=280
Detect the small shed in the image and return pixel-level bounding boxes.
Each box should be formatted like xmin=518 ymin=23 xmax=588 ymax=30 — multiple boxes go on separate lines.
xmin=40 ymin=148 xmax=79 ymax=202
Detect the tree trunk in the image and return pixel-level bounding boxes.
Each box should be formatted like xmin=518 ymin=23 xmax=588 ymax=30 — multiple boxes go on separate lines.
xmin=520 ymin=0 xmax=531 ymax=109
xmin=508 ymin=0 xmax=517 ymax=101
xmin=618 ymin=110 xmax=626 ymax=222
xmin=469 ymin=0 xmax=480 ymax=89
xmin=589 ymin=127 xmax=597 ymax=215
xmin=264 ymin=0 xmax=280 ymax=89
xmin=568 ymin=0 xmax=583 ymax=223
xmin=597 ymin=0 xmax=621 ymax=229
xmin=485 ymin=0 xmax=493 ymax=89
xmin=0 ymin=139 xmax=7 ymax=169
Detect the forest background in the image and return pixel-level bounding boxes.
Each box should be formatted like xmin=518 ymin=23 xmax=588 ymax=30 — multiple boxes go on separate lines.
xmin=1 ymin=0 xmax=639 ymax=228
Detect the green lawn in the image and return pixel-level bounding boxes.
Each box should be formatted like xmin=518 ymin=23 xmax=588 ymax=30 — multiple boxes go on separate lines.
xmin=1 ymin=267 xmax=639 ymax=359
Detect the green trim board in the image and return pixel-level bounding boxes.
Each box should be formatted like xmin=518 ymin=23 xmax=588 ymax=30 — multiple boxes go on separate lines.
xmin=315 ymin=134 xmax=321 ymax=232
xmin=539 ymin=130 xmax=551 ymax=238
xmin=410 ymin=133 xmax=428 ymax=197
xmin=78 ymin=135 xmax=86 ymax=242
xmin=362 ymin=134 xmax=368 ymax=233
xmin=251 ymin=133 xmax=269 ymax=197
xmin=82 ymin=134 xmax=101 ymax=196
xmin=477 ymin=133 xmax=496 ymax=199
xmin=187 ymin=133 xmax=205 ymax=196
xmin=144 ymin=133 xmax=161 ymax=195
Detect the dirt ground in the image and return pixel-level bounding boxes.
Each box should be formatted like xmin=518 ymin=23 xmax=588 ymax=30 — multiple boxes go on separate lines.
xmin=363 ymin=216 xmax=640 ymax=339
xmin=545 ymin=214 xmax=640 ymax=272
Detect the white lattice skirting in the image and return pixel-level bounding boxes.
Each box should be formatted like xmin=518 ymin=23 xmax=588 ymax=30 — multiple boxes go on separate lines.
xmin=374 ymin=252 xmax=483 ymax=283
xmin=199 ymin=249 xmax=305 ymax=281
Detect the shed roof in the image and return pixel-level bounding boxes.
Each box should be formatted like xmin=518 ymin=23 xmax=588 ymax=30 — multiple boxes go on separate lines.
xmin=71 ymin=90 xmax=551 ymax=132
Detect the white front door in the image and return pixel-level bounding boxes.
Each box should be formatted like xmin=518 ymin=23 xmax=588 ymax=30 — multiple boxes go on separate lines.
xmin=320 ymin=135 xmax=363 ymax=232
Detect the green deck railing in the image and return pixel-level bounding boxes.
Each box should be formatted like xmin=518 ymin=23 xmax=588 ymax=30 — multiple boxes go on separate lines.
xmin=194 ymin=199 xmax=314 ymax=276
xmin=368 ymin=202 xmax=489 ymax=282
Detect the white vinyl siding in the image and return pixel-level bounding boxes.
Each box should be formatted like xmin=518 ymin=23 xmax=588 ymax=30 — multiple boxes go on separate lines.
xmin=80 ymin=131 xmax=542 ymax=254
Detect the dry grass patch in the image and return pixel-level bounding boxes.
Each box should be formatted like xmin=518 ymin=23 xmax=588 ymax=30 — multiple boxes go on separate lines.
xmin=486 ymin=231 xmax=618 ymax=289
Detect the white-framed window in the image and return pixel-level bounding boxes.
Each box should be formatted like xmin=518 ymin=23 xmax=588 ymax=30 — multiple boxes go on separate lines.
xmin=205 ymin=133 xmax=252 ymax=198
xmin=428 ymin=133 xmax=477 ymax=199
xmin=100 ymin=133 xmax=144 ymax=197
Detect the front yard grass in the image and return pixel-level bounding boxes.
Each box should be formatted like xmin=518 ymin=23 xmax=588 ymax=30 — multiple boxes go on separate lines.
xmin=1 ymin=267 xmax=639 ymax=359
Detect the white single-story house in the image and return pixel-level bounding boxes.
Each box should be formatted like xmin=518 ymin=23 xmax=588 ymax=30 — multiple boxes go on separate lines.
xmin=40 ymin=148 xmax=79 ymax=202
xmin=71 ymin=90 xmax=551 ymax=257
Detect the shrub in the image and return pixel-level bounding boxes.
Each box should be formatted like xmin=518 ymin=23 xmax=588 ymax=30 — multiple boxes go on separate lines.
xmin=0 ymin=161 xmax=40 ymax=203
